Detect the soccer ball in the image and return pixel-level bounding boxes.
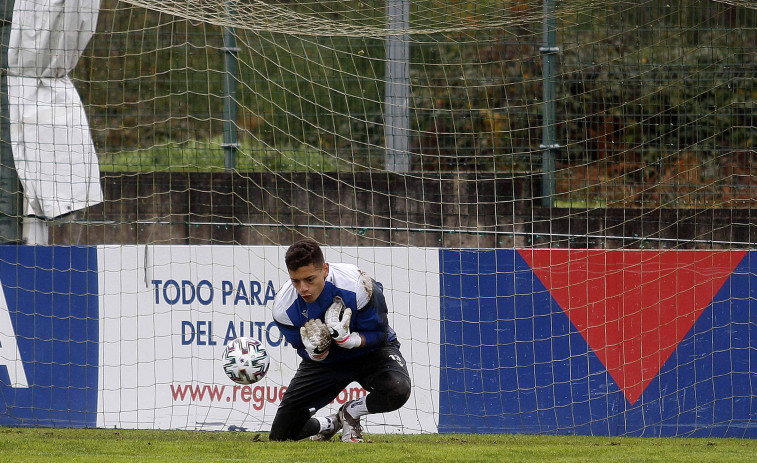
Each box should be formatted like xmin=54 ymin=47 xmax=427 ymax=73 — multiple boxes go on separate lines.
xmin=221 ymin=337 xmax=270 ymax=385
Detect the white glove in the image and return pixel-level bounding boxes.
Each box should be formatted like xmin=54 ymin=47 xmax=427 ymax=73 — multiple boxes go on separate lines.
xmin=300 ymin=319 xmax=331 ymax=361
xmin=325 ymin=296 xmax=362 ymax=349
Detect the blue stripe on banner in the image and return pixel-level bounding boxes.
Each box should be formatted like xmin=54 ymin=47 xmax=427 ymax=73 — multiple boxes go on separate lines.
xmin=0 ymin=246 xmax=99 ymax=427
xmin=439 ymin=249 xmax=757 ymax=437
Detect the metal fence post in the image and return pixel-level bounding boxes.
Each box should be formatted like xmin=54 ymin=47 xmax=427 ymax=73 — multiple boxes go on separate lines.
xmin=223 ymin=4 xmax=240 ymax=171
xmin=540 ymin=0 xmax=560 ymax=207
xmin=0 ymin=0 xmax=21 ymax=243
xmin=385 ymin=0 xmax=411 ymax=172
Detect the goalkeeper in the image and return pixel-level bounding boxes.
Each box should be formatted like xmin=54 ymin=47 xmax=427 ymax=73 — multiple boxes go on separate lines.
xmin=269 ymin=238 xmax=411 ymax=442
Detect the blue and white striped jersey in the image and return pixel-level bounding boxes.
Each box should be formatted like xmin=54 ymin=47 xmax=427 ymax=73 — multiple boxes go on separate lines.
xmin=272 ymin=262 xmax=397 ymax=363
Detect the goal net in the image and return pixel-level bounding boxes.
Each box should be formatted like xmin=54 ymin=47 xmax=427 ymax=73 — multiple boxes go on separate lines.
xmin=0 ymin=0 xmax=755 ymax=437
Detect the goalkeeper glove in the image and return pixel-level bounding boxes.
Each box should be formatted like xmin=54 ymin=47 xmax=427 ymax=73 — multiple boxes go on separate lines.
xmin=325 ymin=296 xmax=362 ymax=349
xmin=300 ymin=318 xmax=332 ymax=361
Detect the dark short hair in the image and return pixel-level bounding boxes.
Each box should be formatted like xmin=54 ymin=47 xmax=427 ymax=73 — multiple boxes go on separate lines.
xmin=285 ymin=238 xmax=325 ymax=271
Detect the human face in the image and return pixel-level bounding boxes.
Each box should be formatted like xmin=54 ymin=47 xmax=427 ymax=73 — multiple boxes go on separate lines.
xmin=288 ymin=263 xmax=329 ymax=303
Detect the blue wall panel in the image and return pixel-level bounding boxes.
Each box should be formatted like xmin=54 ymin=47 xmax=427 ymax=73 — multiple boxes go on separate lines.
xmin=439 ymin=249 xmax=757 ymax=437
xmin=0 ymin=246 xmax=99 ymax=427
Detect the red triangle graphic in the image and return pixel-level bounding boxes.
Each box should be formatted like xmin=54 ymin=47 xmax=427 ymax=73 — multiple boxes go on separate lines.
xmin=518 ymin=249 xmax=745 ymax=405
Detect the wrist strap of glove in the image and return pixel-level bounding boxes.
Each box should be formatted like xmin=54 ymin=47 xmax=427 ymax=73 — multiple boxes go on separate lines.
xmin=309 ymin=347 xmax=329 ymax=361
xmin=336 ymin=332 xmax=362 ymax=349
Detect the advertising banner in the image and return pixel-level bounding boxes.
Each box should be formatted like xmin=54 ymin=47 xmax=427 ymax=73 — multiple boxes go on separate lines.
xmin=0 ymin=246 xmax=99 ymax=427
xmin=96 ymin=245 xmax=440 ymax=433
xmin=1 ymin=245 xmax=755 ymax=437
xmin=438 ymin=249 xmax=756 ymax=437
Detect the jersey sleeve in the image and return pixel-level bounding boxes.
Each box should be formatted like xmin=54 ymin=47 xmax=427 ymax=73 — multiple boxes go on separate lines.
xmin=352 ymin=276 xmax=392 ymax=348
xmin=272 ymin=282 xmax=308 ymax=358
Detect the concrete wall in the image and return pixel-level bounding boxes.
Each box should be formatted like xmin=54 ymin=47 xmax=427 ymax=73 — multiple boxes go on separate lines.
xmin=49 ymin=172 xmax=755 ymax=248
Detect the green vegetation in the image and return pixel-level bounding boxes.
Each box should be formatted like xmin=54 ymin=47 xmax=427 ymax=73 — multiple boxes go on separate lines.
xmin=1 ymin=428 xmax=756 ymax=463
xmin=75 ymin=0 xmax=756 ymax=206
xmin=98 ymin=136 xmax=348 ymax=172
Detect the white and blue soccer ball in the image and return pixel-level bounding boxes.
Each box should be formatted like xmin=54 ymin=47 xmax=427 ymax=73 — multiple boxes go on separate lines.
xmin=221 ymin=337 xmax=270 ymax=385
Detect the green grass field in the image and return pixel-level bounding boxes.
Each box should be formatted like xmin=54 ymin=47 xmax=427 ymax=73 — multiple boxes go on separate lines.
xmin=1 ymin=428 xmax=755 ymax=463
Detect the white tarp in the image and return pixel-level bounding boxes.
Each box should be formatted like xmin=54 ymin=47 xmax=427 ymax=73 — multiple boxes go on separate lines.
xmin=7 ymin=0 xmax=102 ymax=219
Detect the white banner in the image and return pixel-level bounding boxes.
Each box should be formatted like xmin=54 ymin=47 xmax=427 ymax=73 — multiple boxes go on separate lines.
xmin=97 ymin=245 xmax=440 ymax=433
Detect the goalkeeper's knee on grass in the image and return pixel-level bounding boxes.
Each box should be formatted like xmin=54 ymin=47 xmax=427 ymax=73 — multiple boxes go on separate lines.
xmin=269 ymin=409 xmax=318 ymax=441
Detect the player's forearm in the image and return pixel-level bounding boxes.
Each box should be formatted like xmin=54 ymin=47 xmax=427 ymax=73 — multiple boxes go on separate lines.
xmin=356 ymin=329 xmax=388 ymax=348
xmin=276 ymin=322 xmax=304 ymax=350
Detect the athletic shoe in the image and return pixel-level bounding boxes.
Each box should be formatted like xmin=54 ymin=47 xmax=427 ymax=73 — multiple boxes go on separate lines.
xmin=338 ymin=402 xmax=364 ymax=443
xmin=309 ymin=413 xmax=341 ymax=441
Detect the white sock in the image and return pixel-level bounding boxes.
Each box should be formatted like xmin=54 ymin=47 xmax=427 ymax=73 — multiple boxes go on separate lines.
xmin=345 ymin=397 xmax=370 ymax=418
xmin=316 ymin=415 xmax=338 ymax=433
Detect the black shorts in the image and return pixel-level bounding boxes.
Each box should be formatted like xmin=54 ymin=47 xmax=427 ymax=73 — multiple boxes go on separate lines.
xmin=277 ymin=340 xmax=410 ymax=417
